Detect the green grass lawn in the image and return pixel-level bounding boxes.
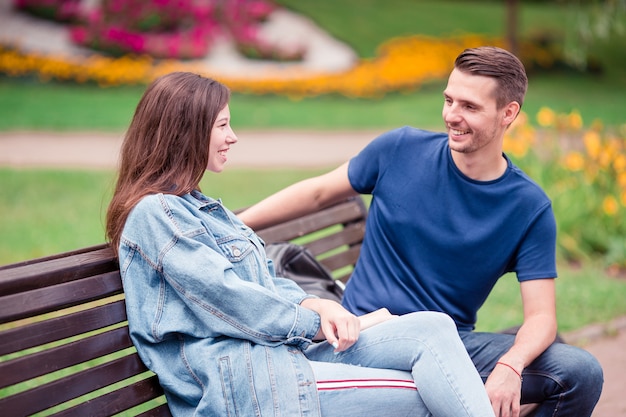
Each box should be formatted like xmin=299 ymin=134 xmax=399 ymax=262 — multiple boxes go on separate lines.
xmin=0 ymin=167 xmax=327 ymax=264
xmin=275 ymin=0 xmax=574 ymax=56
xmin=2 ymin=72 xmax=624 ymax=131
xmin=476 ymin=266 xmax=626 ymax=334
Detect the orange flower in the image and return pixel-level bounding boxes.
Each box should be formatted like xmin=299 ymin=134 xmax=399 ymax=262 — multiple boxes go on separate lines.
xmin=563 ymin=152 xmax=585 ymax=172
xmin=567 ymin=110 xmax=583 ymax=130
xmin=613 ymin=154 xmax=626 ymax=172
xmin=536 ymin=107 xmax=556 ymax=128
xmin=504 ymin=136 xmax=529 ymax=159
xmin=602 ymin=195 xmax=619 ymax=216
xmin=583 ymin=131 xmax=602 ymax=160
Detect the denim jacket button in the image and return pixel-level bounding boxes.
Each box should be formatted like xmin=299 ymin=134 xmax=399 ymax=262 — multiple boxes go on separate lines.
xmin=232 ymin=247 xmax=242 ymax=257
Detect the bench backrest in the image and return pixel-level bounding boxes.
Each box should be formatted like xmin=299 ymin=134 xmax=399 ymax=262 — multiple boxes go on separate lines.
xmin=0 ymin=197 xmax=367 ymax=417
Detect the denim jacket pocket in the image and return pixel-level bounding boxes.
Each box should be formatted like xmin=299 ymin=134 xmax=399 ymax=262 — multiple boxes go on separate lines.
xmin=217 ymin=236 xmax=253 ymax=262
xmin=217 ymin=236 xmax=270 ymax=286
xmin=218 ymin=356 xmax=240 ymax=416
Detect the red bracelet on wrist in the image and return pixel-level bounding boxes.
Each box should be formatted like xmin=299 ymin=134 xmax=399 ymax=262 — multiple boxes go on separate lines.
xmin=496 ymin=361 xmax=523 ymax=381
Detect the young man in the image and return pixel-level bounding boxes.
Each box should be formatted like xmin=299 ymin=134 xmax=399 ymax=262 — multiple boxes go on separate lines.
xmin=238 ymin=46 xmax=603 ymax=417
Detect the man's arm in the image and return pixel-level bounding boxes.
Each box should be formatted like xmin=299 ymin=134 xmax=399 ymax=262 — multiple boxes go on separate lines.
xmin=238 ymin=162 xmax=358 ymax=230
xmin=486 ymin=278 xmax=557 ymax=416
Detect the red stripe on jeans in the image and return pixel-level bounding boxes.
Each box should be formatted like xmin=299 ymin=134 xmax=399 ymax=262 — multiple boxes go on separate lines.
xmin=316 ymin=378 xmax=417 ymax=391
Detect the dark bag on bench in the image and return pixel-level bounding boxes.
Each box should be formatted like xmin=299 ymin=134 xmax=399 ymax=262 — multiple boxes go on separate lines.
xmin=266 ymin=242 xmax=344 ymax=303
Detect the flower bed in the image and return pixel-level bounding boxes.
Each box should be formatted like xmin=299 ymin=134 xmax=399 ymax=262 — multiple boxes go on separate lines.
xmin=0 ymin=35 xmax=503 ymax=94
xmin=14 ymin=0 xmax=283 ymax=60
xmin=505 ymin=109 xmax=626 ymax=271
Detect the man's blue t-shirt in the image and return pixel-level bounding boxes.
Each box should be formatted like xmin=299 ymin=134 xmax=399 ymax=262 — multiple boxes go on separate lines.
xmin=343 ymin=126 xmax=557 ymax=330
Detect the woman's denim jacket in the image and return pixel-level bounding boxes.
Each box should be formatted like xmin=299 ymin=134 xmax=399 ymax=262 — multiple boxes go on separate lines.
xmin=118 ymin=191 xmax=322 ymax=416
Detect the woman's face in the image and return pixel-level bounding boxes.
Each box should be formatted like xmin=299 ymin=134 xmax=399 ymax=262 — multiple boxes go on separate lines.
xmin=207 ymin=104 xmax=238 ymax=173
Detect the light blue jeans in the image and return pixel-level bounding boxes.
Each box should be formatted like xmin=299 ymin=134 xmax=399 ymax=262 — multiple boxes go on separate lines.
xmin=305 ymin=312 xmax=495 ymax=417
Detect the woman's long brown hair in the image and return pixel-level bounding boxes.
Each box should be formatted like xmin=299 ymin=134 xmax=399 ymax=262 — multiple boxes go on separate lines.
xmin=106 ymin=72 xmax=230 ymax=255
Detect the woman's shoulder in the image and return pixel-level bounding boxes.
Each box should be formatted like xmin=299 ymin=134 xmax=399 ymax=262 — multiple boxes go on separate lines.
xmin=133 ymin=193 xmax=172 ymax=216
xmin=134 ymin=193 xmax=200 ymax=211
xmin=123 ymin=193 xmax=203 ymax=246
xmin=128 ymin=193 xmax=194 ymax=228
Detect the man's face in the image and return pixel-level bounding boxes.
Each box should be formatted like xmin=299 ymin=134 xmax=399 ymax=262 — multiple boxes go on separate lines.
xmin=442 ymin=68 xmax=508 ymax=156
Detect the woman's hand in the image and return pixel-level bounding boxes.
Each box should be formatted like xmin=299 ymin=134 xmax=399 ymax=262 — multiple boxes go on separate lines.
xmin=300 ymin=298 xmax=360 ymax=352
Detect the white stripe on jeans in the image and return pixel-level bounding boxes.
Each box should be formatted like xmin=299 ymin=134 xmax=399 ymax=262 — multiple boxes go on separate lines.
xmin=316 ymin=378 xmax=417 ymax=391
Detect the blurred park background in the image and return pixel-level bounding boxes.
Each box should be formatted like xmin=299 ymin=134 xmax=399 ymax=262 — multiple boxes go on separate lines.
xmin=1 ymin=0 xmax=625 ymax=333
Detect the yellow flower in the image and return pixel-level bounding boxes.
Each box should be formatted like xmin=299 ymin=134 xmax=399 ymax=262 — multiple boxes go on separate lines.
xmin=613 ymin=154 xmax=626 ymax=172
xmin=536 ymin=107 xmax=556 ymax=128
xmin=583 ymin=131 xmax=602 ymax=160
xmin=602 ymin=195 xmax=619 ymax=216
xmin=567 ymin=110 xmax=583 ymax=130
xmin=507 ymin=138 xmax=529 ymax=158
xmin=599 ymin=148 xmax=613 ymax=169
xmin=563 ymin=152 xmax=585 ymax=171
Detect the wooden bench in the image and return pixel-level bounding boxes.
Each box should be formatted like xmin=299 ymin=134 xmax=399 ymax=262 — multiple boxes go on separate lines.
xmin=0 ymin=197 xmax=368 ymax=417
xmin=0 ymin=195 xmax=538 ymax=416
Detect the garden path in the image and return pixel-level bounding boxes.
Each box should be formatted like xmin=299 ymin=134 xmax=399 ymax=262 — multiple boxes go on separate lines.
xmin=0 ymin=130 xmax=378 ymax=169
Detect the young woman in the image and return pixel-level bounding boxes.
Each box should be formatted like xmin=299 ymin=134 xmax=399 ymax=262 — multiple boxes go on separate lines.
xmin=106 ymin=71 xmax=495 ymax=417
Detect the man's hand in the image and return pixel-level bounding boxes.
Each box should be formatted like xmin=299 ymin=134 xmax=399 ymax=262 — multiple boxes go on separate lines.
xmin=300 ymin=298 xmax=360 ymax=352
xmin=486 ymin=278 xmax=556 ymax=416
xmin=485 ymin=362 xmax=523 ymax=417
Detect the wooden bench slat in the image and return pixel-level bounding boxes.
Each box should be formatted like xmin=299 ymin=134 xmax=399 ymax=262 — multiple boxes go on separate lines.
xmin=304 ymin=222 xmax=366 ymax=257
xmin=0 ymin=244 xmax=111 ymax=271
xmin=0 ymin=245 xmax=117 ymax=295
xmin=256 ymin=197 xmax=366 ymax=243
xmin=52 ymin=375 xmax=165 ymax=417
xmin=0 ymin=271 xmax=122 ymax=324
xmin=0 ymin=353 xmax=149 ymax=416
xmin=0 ymin=299 xmax=127 ymax=355
xmin=0 ymin=326 xmax=133 ymax=388
xmin=319 ymin=244 xmax=362 ymax=273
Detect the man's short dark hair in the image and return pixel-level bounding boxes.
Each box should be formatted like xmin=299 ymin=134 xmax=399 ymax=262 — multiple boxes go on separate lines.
xmin=454 ymin=46 xmax=528 ymax=109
